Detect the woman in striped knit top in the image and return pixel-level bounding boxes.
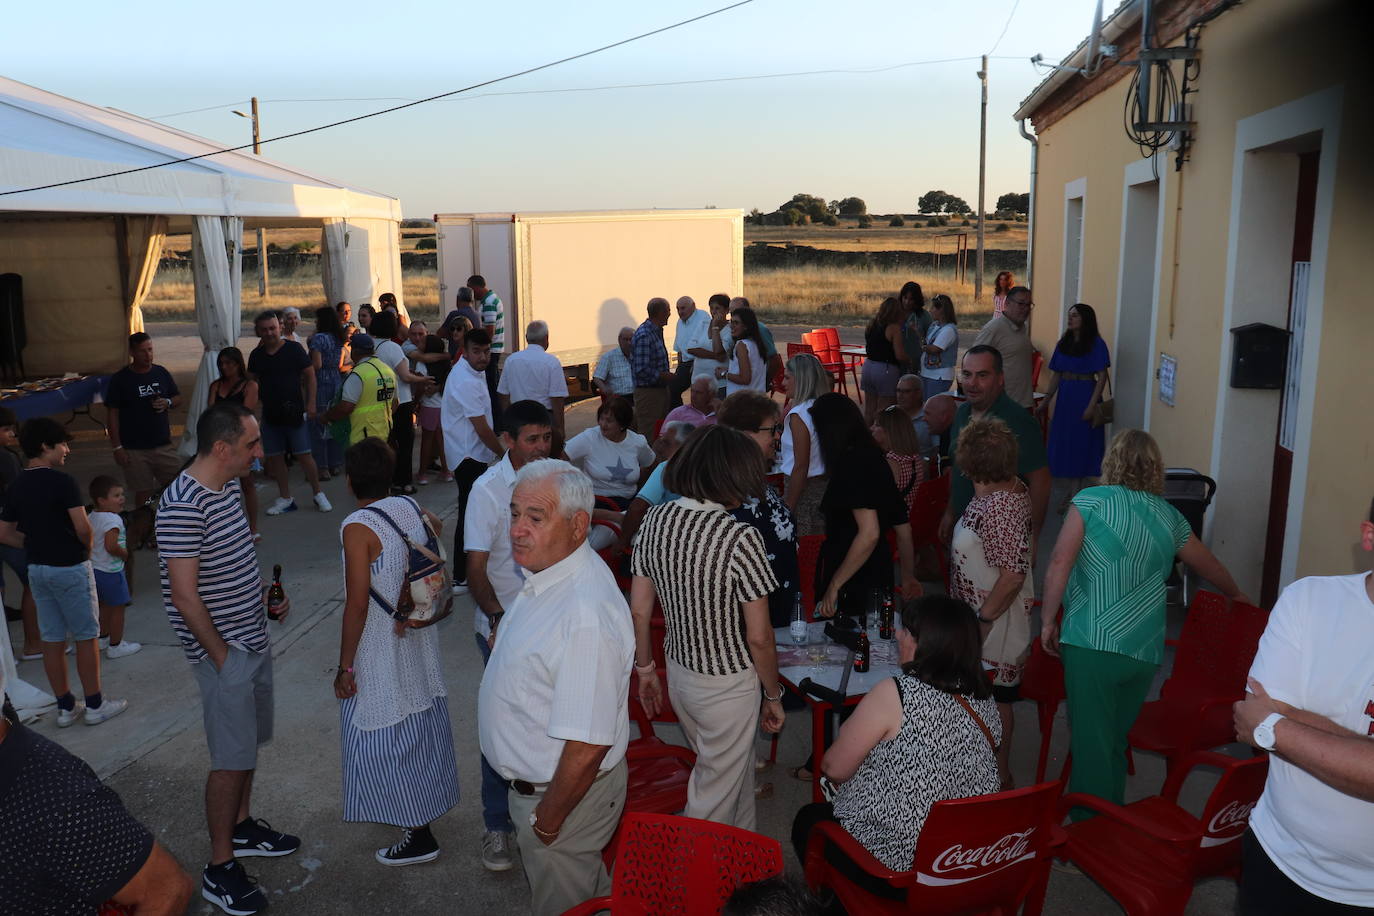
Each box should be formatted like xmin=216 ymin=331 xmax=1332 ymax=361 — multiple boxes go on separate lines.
xmin=631 ymin=425 xmax=786 ymax=832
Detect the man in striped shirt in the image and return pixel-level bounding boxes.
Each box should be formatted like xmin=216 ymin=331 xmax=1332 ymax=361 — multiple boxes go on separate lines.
xmin=156 ymin=403 xmax=300 ymax=916
xmin=469 ymin=275 xmax=506 ymax=431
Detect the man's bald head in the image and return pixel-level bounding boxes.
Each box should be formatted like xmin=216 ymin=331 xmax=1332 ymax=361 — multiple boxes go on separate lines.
xmin=647 ymin=297 xmax=671 ymax=326
xmin=923 ymin=394 xmax=957 ymax=434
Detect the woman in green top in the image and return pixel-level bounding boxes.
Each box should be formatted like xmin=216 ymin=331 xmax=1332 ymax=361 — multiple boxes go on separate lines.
xmin=1038 ymin=429 xmax=1249 ymax=816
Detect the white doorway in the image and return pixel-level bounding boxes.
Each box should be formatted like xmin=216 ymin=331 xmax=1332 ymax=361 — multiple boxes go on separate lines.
xmin=1061 ymin=179 xmax=1086 ymax=327
xmin=1115 ymin=163 xmax=1163 ymax=431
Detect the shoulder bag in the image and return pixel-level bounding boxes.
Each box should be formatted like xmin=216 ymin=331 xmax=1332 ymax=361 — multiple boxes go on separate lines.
xmin=1089 ymin=372 xmax=1114 ymax=429
xmin=363 ymin=497 xmax=452 ymax=628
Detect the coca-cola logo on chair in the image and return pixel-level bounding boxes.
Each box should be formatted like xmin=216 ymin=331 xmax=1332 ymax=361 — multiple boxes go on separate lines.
xmin=917 ymin=828 xmax=1037 ymax=886
xmin=1201 ymin=800 xmax=1255 ymax=848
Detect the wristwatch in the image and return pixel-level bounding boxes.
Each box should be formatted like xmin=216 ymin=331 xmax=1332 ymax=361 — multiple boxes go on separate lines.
xmin=1253 ymin=712 xmax=1285 ymax=751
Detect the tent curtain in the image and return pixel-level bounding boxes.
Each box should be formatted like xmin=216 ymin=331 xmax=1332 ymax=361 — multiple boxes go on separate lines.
xmin=320 ymin=217 xmax=407 ymax=319
xmin=116 ymin=214 xmax=167 ymax=335
xmin=180 ymin=215 xmax=243 ymax=457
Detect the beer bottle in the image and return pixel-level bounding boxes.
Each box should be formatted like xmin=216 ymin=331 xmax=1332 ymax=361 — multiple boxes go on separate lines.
xmin=853 ymin=629 xmax=870 ymax=673
xmin=268 ymin=564 xmax=287 ymax=621
xmin=879 ymin=588 xmax=895 ymax=640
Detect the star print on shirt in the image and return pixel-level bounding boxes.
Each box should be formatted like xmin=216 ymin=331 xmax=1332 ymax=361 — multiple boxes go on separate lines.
xmin=605 ymin=457 xmax=634 ymax=482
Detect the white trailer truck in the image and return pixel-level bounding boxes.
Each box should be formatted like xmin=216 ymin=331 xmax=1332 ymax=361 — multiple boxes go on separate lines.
xmin=433 ymin=209 xmax=743 ymax=396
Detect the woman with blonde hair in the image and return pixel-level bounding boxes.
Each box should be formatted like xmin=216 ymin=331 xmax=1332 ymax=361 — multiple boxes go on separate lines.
xmin=948 ymin=417 xmax=1034 ymax=789
xmin=870 ymin=406 xmax=925 ymax=515
xmin=779 ymin=352 xmax=831 ymax=535
xmin=860 ymin=296 xmax=909 ymax=423
xmin=1040 ymin=428 xmax=1250 ymax=816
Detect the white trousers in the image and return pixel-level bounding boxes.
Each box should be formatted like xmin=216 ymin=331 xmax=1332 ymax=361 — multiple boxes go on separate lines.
xmin=667 ymin=658 xmax=760 ymax=832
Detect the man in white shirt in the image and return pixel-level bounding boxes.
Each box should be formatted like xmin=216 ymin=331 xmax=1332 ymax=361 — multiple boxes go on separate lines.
xmin=478 ymin=460 xmax=634 ymax=916
xmin=592 ymin=328 xmax=636 ymax=401
xmin=463 ymin=400 xmax=553 ymax=874
xmin=497 ymin=322 xmax=568 ymax=439
xmin=279 ymin=307 xmax=308 ymax=347
xmin=670 ymin=296 xmax=713 ymax=404
xmin=970 ymin=286 xmax=1036 ymax=409
xmin=1233 ymin=503 xmax=1374 ymax=914
xmin=441 ymin=328 xmax=501 ymax=591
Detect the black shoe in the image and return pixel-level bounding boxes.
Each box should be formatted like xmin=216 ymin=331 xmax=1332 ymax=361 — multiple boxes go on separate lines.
xmin=232 ymin=817 xmax=301 ymax=858
xmin=202 ymin=860 xmax=268 ymax=915
xmin=375 ymin=827 xmax=440 ymax=866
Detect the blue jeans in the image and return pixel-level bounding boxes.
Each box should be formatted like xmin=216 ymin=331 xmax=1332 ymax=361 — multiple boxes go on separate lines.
xmin=475 ymin=632 xmax=513 ymax=833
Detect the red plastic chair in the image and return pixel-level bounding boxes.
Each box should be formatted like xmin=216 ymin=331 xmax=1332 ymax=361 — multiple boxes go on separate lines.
xmin=1059 ymin=751 xmax=1268 ymax=915
xmin=592 ymin=520 xmax=631 ymax=593
xmin=802 ymin=331 xmax=850 ymax=398
xmin=814 ymin=327 xmax=863 ymax=397
xmin=624 ymin=669 xmax=694 ymax=817
xmin=1127 ymin=592 xmax=1269 ymax=775
xmin=804 ymin=781 xmax=1063 ymax=916
xmin=564 ymin=812 xmax=784 ymax=916
xmin=1019 ymin=623 xmax=1067 ymax=784
xmin=787 ymin=341 xmax=815 ymax=359
xmin=907 ymin=472 xmax=950 ymax=588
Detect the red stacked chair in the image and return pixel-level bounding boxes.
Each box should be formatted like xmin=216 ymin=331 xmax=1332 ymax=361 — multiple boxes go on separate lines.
xmin=795 ymin=534 xmax=825 ymax=619
xmin=1019 ymin=628 xmax=1067 ymax=784
xmin=1127 ymin=592 xmax=1269 ymax=775
xmin=907 ymin=473 xmax=951 ymax=589
xmin=565 ymin=812 xmax=784 ymax=916
xmin=802 ymin=330 xmax=850 ymax=399
xmin=804 ymin=781 xmax=1063 ymax=915
xmin=624 ymin=668 xmax=694 ymax=818
xmin=814 ymin=326 xmax=863 ymax=397
xmin=1059 ymin=752 xmax=1269 ymax=914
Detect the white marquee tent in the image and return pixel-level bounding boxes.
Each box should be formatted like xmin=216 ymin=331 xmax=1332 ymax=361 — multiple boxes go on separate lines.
xmin=0 ymin=75 xmax=405 ymax=450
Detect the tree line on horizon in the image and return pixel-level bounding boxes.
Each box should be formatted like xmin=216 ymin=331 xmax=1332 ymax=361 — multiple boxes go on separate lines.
xmin=747 ymin=191 xmax=1030 ymax=228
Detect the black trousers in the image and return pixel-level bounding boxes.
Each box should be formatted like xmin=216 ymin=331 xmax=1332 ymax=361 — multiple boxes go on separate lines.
xmin=389 ymin=400 xmax=415 ymax=487
xmin=485 ymin=354 xmax=503 ymax=433
xmin=791 ymin=803 xmax=906 ymax=904
xmin=452 ymin=458 xmax=489 ymax=584
xmin=1240 ymin=829 xmax=1374 ymax=915
xmin=668 ymin=359 xmax=694 ymax=405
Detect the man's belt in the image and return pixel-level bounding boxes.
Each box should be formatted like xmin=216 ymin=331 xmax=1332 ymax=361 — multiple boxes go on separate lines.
xmin=511 ymin=766 xmax=618 ymax=797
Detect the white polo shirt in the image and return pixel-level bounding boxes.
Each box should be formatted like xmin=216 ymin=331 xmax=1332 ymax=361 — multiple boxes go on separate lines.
xmin=496 ymin=344 xmax=568 ymax=409
xmin=673 ymin=308 xmax=711 ymax=362
xmin=442 ymin=357 xmax=496 ymax=470
xmin=463 ymin=453 xmax=525 ymax=639
xmin=1247 ymin=573 xmax=1374 ymax=906
xmin=478 ymin=541 xmax=635 ymax=784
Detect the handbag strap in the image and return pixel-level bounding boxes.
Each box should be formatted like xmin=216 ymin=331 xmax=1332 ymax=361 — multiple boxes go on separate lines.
xmin=955 ymin=694 xmax=999 ymax=751
xmin=1100 ymin=369 xmax=1113 ymax=398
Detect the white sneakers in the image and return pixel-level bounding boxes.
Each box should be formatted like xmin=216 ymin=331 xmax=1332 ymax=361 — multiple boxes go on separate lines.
xmin=106 ymin=640 xmax=143 ymax=659
xmin=85 ymin=697 xmax=128 ymax=725
xmin=313 ymin=492 xmax=333 ymax=512
xmin=266 ymin=497 xmax=297 ymax=516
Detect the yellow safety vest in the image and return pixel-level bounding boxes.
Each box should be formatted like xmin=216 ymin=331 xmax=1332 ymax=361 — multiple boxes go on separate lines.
xmin=349 ymin=357 xmax=397 ymax=444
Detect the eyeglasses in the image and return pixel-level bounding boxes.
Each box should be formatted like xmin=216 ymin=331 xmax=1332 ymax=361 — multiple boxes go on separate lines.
xmin=753 ymin=424 xmax=784 ymax=435
xmin=883 ymin=404 xmax=904 ymax=413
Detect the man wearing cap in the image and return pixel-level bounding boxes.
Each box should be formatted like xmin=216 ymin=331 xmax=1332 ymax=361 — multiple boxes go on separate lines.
xmin=324 ymin=334 xmax=397 ymax=444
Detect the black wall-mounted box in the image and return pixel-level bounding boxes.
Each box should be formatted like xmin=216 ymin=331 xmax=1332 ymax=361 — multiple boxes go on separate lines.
xmin=1230 ymin=322 xmax=1290 ymax=390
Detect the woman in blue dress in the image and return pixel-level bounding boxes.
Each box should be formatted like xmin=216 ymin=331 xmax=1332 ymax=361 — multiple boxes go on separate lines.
xmin=1037 ymin=303 xmax=1111 ymax=512
xmin=310 ymin=305 xmax=348 ymax=478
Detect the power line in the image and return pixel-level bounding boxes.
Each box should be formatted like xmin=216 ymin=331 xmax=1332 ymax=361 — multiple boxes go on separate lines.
xmin=2 ymin=0 xmax=756 ymax=198
xmin=147 ymin=55 xmax=1033 ymax=120
xmin=987 ymin=0 xmax=1023 ymax=56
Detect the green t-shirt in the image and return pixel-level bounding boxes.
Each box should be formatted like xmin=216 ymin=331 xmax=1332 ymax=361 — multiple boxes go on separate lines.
xmin=948 ymin=392 xmax=1047 ymax=520
xmin=1059 ymin=485 xmax=1193 ymax=665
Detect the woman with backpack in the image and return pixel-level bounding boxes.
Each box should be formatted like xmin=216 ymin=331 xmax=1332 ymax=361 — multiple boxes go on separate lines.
xmin=333 ymin=437 xmax=459 ymax=867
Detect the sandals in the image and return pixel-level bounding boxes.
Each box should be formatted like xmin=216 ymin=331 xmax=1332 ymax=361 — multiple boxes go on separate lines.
xmin=788 ymin=764 xmax=814 ymax=782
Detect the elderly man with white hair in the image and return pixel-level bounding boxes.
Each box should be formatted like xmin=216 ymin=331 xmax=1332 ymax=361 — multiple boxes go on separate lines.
xmin=670 ymin=295 xmax=712 ymax=404
xmin=665 ymin=375 xmax=718 ymax=429
xmin=497 ymin=321 xmax=569 ymax=438
xmin=592 ymin=327 xmax=636 ymax=403
xmin=478 ymin=460 xmax=634 ymax=916
xmin=279 ymin=307 xmax=307 ymax=346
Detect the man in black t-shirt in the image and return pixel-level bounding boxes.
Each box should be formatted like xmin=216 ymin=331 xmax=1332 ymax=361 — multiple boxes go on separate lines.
xmin=0 ymin=692 xmax=193 ymax=915
xmin=247 ymin=310 xmax=330 ymax=516
xmin=105 ymin=332 xmax=183 ymax=507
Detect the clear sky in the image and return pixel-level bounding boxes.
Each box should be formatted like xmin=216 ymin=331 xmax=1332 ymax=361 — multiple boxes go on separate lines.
xmin=6 ymin=0 xmax=1101 ymax=218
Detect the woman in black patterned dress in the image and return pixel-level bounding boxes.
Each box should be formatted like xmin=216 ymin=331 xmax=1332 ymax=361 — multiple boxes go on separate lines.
xmin=791 ymin=595 xmax=1001 ymax=897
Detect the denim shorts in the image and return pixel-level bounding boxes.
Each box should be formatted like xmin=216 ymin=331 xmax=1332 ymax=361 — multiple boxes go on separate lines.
xmin=94 ymin=567 xmax=132 ymax=607
xmin=260 ymin=421 xmax=312 ymax=457
xmin=191 ymin=647 xmax=275 ymax=771
xmin=28 ymin=561 xmax=100 ymax=642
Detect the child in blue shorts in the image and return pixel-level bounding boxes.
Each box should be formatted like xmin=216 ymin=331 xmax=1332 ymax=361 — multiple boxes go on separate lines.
xmin=89 ymin=475 xmax=141 ymax=659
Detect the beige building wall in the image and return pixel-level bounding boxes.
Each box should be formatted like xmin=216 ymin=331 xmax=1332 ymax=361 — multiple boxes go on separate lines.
xmin=1025 ymin=0 xmax=1373 ymax=590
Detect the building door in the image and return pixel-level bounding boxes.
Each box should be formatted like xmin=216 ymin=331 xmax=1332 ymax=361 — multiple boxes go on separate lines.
xmin=1115 ymin=178 xmax=1160 ymax=431
xmin=1260 ymin=151 xmax=1319 ymax=607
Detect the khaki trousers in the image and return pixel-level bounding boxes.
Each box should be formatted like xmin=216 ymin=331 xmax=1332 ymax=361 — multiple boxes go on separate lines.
xmin=667 ymin=658 xmax=760 ymax=831
xmin=632 ymin=385 xmax=669 ymax=435
xmin=508 ymin=759 xmax=627 ymax=916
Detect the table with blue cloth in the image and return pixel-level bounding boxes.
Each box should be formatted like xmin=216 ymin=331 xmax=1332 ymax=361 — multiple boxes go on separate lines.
xmin=0 ymin=375 xmax=110 ymax=425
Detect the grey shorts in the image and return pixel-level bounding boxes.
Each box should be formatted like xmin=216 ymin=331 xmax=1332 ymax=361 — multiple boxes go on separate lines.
xmin=28 ymin=561 xmax=100 ymax=642
xmin=191 ymin=646 xmax=275 ymax=771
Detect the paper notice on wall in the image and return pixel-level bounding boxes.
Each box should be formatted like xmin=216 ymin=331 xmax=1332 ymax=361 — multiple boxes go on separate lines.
xmin=1158 ymin=353 xmax=1177 ymax=407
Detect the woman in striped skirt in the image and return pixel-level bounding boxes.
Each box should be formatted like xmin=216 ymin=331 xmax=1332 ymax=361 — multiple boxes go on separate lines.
xmin=333 ymin=437 xmax=459 ymax=866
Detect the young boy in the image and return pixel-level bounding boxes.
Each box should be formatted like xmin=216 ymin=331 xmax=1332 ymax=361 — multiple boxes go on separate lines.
xmin=0 ymin=406 xmax=41 ymax=660
xmin=0 ymin=418 xmax=128 ymax=726
xmin=89 ymin=475 xmax=141 ymax=659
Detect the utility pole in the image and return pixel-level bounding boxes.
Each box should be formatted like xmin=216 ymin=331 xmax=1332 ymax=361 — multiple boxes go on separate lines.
xmin=235 ymin=98 xmax=268 ymax=300
xmin=976 ymin=56 xmax=988 ymax=302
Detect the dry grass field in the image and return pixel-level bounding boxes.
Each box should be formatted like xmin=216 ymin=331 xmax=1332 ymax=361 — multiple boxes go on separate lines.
xmin=145 ymin=223 xmax=1016 ymax=329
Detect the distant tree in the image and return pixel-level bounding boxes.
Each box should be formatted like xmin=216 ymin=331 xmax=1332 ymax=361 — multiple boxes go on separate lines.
xmin=836 ymin=197 xmax=868 ymax=217
xmin=889 ymin=215 xmax=905 ymax=227
xmin=784 ymin=208 xmax=806 ymax=226
xmin=994 ymin=223 xmax=1009 ymax=232
xmin=917 ymin=189 xmax=972 ymax=215
xmin=763 ymin=210 xmax=789 ymax=226
xmin=820 ymin=213 xmax=839 ymax=226
xmin=857 ymin=214 xmax=873 ymax=229
xmin=961 ymin=218 xmax=972 ymax=226
xmin=996 ymin=192 xmax=1030 ymax=215
xmin=748 ymin=208 xmax=764 ymax=225
xmin=779 ymin=193 xmax=829 ymax=223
